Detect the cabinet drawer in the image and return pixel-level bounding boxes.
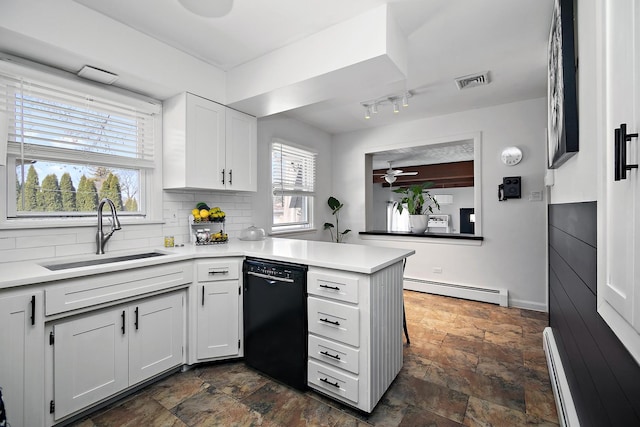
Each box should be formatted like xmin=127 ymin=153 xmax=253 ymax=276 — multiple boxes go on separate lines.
xmin=309 ymin=334 xmax=359 ymax=375
xmin=308 ymin=359 xmax=358 ymax=404
xmin=307 ymin=269 xmax=359 ymax=303
xmin=308 ymin=297 xmax=359 ymax=347
xmin=197 ymin=260 xmax=240 ymax=282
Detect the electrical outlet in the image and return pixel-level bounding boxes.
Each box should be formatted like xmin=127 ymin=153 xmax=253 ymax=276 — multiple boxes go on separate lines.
xmin=433 ymin=267 xmax=443 ymax=273
xmin=167 ymin=210 xmax=179 ymax=224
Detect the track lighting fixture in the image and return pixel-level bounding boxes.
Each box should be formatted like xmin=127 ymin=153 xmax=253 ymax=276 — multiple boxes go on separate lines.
xmin=361 ymin=91 xmax=412 ymax=119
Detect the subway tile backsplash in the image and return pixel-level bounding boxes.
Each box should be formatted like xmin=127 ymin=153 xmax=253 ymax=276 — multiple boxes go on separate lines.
xmin=0 ymin=190 xmax=255 ymax=263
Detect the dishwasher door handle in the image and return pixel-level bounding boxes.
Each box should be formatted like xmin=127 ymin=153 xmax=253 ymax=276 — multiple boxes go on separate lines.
xmin=247 ymin=271 xmax=294 ymax=283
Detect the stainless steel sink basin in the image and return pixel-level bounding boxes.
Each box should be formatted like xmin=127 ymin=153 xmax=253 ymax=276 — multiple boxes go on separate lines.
xmin=42 ymin=251 xmax=167 ymax=271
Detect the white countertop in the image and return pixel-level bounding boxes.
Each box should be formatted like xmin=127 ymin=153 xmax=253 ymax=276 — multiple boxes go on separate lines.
xmin=0 ymin=237 xmax=415 ymax=290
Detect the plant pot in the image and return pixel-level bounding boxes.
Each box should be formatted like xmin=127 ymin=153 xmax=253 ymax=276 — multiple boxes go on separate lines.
xmin=409 ymin=215 xmax=428 ymax=234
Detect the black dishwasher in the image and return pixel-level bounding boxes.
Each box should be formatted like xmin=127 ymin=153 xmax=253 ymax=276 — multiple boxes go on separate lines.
xmin=243 ymin=258 xmax=308 ymax=390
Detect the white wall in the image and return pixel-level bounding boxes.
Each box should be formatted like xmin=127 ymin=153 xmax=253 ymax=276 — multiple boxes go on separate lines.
xmin=0 ymin=0 xmax=226 ymax=102
xmin=549 ymin=0 xmax=598 ymax=203
xmin=252 ymin=115 xmax=333 ymax=241
xmin=333 ymin=98 xmax=548 ymax=310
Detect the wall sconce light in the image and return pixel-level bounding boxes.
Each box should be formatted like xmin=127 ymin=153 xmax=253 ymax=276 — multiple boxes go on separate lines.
xmin=361 ymin=91 xmax=412 ymax=119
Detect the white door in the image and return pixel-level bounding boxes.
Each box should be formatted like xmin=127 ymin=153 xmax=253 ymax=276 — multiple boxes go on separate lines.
xmin=186 ymin=93 xmax=226 ymax=190
xmin=53 ymin=308 xmax=128 ymax=420
xmin=0 ymin=292 xmax=44 ymax=427
xmin=129 ymin=293 xmax=184 ymax=385
xmin=225 ymin=108 xmax=257 ymax=191
xmin=197 ymin=281 xmax=240 ymax=359
xmin=600 ymin=0 xmax=640 ymax=355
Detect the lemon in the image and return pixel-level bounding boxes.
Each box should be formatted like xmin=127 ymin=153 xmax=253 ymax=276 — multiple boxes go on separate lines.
xmin=191 ymin=208 xmax=200 ymax=216
xmin=200 ymin=209 xmax=210 ymax=219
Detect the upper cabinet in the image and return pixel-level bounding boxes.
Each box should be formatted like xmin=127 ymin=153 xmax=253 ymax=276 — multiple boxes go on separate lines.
xmin=163 ymin=93 xmax=257 ymax=191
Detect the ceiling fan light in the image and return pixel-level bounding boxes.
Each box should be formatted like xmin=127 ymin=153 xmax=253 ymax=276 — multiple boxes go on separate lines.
xmin=178 ymin=0 xmax=234 ymax=17
xmin=384 ymin=175 xmax=397 ymax=184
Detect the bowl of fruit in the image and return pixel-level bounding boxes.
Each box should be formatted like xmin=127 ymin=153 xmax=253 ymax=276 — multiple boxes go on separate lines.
xmin=191 ymin=203 xmax=226 ymax=223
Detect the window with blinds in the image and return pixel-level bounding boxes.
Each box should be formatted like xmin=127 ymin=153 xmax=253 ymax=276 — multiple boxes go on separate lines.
xmin=271 ymin=140 xmax=317 ymax=231
xmin=0 ymin=67 xmax=160 ymax=218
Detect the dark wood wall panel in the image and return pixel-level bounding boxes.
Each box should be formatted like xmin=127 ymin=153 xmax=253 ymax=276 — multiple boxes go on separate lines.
xmin=549 ymin=202 xmax=640 ymax=426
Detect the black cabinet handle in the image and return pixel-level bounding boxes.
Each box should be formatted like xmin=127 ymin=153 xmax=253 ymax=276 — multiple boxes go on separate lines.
xmin=134 ymin=307 xmax=139 ymax=330
xmin=615 ymin=123 xmax=638 ymax=181
xmin=30 ymin=295 xmax=35 ymax=326
xmin=229 ymin=169 xmax=232 ymax=185
xmin=221 ymin=169 xmax=225 ymax=185
xmin=320 ymin=318 xmax=340 ymax=326
xmin=202 ymin=285 xmax=205 ymax=306
xmin=320 ymin=377 xmax=340 ymax=388
xmin=121 ymin=310 xmax=126 ymax=335
xmin=320 ymin=350 xmax=341 ymax=360
xmin=320 ymin=284 xmax=340 ymax=291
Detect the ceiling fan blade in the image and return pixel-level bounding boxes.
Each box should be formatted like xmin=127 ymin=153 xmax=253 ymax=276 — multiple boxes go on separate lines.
xmin=396 ymin=172 xmax=418 ymax=176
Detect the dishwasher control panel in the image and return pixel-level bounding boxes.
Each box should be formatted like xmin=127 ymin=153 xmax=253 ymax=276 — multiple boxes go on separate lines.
xmin=244 ymin=258 xmax=307 ymax=282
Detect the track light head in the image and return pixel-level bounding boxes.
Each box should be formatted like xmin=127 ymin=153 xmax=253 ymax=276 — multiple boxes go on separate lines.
xmin=371 ymin=103 xmax=378 ymax=114
xmin=392 ymin=98 xmax=399 ymax=113
xmin=364 ymin=105 xmax=371 ymax=119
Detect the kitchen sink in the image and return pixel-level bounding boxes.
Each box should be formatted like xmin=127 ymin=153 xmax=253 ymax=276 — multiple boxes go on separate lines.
xmin=42 ymin=251 xmax=167 ymax=271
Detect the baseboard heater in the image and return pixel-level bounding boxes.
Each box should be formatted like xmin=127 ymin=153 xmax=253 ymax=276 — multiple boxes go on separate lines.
xmin=543 ymin=327 xmax=580 ymax=427
xmin=403 ymin=277 xmax=508 ymax=307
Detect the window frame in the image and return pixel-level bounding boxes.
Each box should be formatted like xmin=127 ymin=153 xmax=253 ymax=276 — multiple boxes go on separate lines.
xmin=270 ymin=138 xmax=317 ymax=235
xmin=0 ymin=56 xmax=163 ymax=229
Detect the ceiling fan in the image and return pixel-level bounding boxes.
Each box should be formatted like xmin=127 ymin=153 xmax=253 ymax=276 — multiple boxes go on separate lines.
xmin=374 ymin=163 xmax=418 ymax=184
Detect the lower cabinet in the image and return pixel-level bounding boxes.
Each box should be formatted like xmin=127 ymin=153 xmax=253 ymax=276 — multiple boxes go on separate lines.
xmin=191 ymin=259 xmax=242 ymax=363
xmin=50 ymin=291 xmax=184 ymax=421
xmin=306 ymin=262 xmax=404 ymax=413
xmin=0 ymin=290 xmax=44 ymax=427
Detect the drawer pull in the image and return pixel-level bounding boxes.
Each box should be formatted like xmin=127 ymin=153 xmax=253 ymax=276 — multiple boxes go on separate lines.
xmin=209 ymin=269 xmax=229 ymax=275
xmin=320 ymin=318 xmax=340 ymax=326
xmin=320 ymin=284 xmax=340 ymax=291
xmin=320 ymin=377 xmax=340 ymax=388
xmin=320 ymin=350 xmax=341 ymax=360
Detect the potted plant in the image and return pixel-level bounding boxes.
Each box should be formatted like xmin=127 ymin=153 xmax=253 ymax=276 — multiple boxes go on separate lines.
xmin=393 ymin=182 xmax=440 ymax=234
xmin=323 ymin=196 xmax=351 ymax=243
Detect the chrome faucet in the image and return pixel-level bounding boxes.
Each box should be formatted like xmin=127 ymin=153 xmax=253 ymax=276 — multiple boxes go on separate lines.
xmin=96 ymin=198 xmax=122 ymax=254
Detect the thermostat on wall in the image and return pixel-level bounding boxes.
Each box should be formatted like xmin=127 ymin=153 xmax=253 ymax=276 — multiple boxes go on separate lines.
xmin=501 ymin=146 xmax=523 ymax=166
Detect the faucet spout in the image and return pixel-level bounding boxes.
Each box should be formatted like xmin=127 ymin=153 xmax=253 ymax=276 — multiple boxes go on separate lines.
xmin=96 ymin=198 xmax=122 ymax=254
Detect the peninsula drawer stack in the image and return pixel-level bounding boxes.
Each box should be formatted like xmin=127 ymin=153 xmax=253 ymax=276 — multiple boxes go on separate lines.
xmin=306 ymin=262 xmax=405 ymax=413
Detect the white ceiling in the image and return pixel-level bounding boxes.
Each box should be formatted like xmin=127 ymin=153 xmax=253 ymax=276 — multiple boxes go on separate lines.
xmin=34 ymin=0 xmax=554 ymax=135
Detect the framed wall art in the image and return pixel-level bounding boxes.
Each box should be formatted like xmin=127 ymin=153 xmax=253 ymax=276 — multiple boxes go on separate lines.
xmin=548 ymin=0 xmax=579 ymax=169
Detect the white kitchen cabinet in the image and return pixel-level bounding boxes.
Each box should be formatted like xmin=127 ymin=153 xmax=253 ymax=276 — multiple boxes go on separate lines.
xmin=0 ymin=290 xmax=44 ymax=427
xmin=306 ymin=263 xmax=404 ymax=413
xmin=128 ymin=292 xmax=184 ymax=385
xmin=599 ymin=0 xmax=640 ymax=363
xmin=163 ymin=92 xmax=257 ymax=191
xmin=51 ymin=291 xmax=184 ymax=421
xmin=191 ymin=259 xmax=242 ymax=362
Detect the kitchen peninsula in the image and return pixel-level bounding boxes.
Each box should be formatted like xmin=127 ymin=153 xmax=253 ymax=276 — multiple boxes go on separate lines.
xmin=0 ymin=238 xmax=413 ymax=426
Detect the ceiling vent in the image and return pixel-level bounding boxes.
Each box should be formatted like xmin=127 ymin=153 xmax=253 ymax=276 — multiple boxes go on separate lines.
xmin=455 ymin=71 xmax=490 ymax=90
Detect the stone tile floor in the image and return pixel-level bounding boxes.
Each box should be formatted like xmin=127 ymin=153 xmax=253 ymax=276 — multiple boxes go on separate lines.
xmin=70 ymin=291 xmax=558 ymax=426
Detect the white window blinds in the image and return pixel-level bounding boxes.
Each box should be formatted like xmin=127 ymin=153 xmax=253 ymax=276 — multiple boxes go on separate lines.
xmin=272 ymin=140 xmax=316 ymax=195
xmin=0 ymin=70 xmax=157 ymax=169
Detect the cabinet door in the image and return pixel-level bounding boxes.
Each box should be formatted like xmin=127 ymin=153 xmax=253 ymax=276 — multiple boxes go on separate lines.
xmin=0 ymin=292 xmax=44 ymax=427
xmin=601 ymin=0 xmax=640 ymax=336
xmin=186 ymin=93 xmax=226 ymax=190
xmin=196 ymin=281 xmax=240 ymax=359
xmin=225 ymin=108 xmax=257 ymax=191
xmin=129 ymin=293 xmax=184 ymax=385
xmin=53 ymin=308 xmax=128 ymax=420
